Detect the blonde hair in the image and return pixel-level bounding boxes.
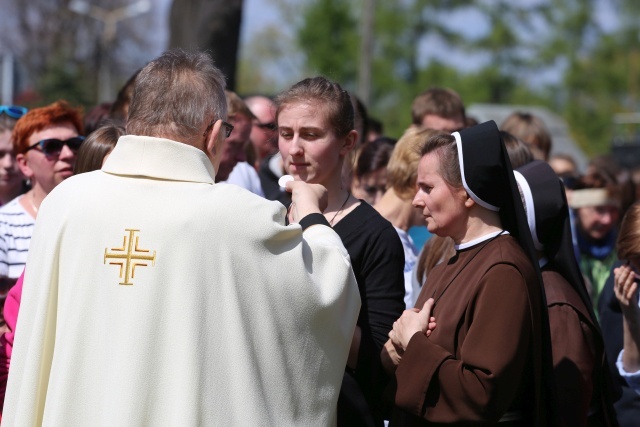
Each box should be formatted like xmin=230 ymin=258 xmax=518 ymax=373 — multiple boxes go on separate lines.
xmin=387 ymin=127 xmax=444 ymax=200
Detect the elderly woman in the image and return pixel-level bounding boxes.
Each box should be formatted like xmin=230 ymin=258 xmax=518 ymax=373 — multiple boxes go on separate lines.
xmin=277 ymin=76 xmax=405 ymax=426
xmin=384 ymin=121 xmax=553 ymax=425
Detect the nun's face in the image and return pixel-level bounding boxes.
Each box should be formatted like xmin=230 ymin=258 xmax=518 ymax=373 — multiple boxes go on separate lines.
xmin=413 ymin=153 xmax=469 ymax=240
xmin=278 ymin=102 xmax=353 ymax=187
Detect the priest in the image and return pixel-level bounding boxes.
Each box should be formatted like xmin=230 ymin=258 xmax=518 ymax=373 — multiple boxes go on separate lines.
xmin=2 ymin=49 xmax=361 ymax=426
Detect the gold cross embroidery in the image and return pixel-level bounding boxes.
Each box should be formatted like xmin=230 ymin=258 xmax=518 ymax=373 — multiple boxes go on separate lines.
xmin=104 ymin=229 xmax=156 ymax=285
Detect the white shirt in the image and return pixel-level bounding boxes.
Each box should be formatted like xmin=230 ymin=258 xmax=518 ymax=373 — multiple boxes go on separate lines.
xmin=0 ymin=195 xmax=34 ymax=279
xmin=225 ymin=161 xmax=265 ymax=197
xmin=394 ymin=227 xmax=420 ymax=308
xmin=617 ymin=297 xmax=640 ymax=395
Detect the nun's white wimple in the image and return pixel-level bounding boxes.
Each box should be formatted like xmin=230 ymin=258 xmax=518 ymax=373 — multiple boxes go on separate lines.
xmin=513 ymin=171 xmax=544 ymax=251
xmin=452 ymin=131 xmax=500 ymax=212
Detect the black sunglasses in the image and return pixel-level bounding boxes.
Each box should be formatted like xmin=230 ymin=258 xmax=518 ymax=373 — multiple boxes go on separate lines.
xmin=25 ymin=136 xmax=85 ymax=156
xmin=0 ymin=105 xmax=28 ymax=119
xmin=203 ymin=120 xmax=234 ymax=139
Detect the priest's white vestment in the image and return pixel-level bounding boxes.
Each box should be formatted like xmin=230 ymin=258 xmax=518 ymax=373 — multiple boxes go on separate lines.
xmin=2 ymin=136 xmax=361 ymax=426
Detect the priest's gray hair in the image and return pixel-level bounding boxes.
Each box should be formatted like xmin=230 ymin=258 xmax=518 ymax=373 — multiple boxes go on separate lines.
xmin=127 ymin=49 xmax=227 ymax=142
xmin=420 ymin=134 xmax=462 ymax=188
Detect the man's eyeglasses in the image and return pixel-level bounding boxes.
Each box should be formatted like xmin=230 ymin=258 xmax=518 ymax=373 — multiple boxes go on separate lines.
xmin=25 ymin=136 xmax=85 ymax=156
xmin=203 ymin=120 xmax=235 ymax=139
xmin=0 ymin=105 xmax=28 ymax=119
xmin=255 ymin=122 xmax=277 ymax=132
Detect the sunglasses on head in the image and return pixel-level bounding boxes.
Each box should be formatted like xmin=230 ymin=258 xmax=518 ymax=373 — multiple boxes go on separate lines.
xmin=25 ymin=136 xmax=85 ymax=156
xmin=0 ymin=105 xmax=28 ymax=119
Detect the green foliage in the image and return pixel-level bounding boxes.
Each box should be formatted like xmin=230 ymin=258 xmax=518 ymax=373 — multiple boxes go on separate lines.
xmin=297 ymin=0 xmax=359 ymax=86
xmin=35 ymin=59 xmax=95 ymax=110
xmin=250 ymin=0 xmax=640 ymax=156
xmin=562 ymin=33 xmax=638 ymax=155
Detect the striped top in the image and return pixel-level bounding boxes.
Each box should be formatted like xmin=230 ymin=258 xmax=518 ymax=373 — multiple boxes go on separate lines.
xmin=0 ymin=196 xmax=35 ymax=279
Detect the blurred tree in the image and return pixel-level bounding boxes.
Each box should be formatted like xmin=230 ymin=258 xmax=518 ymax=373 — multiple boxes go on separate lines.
xmin=169 ymin=0 xmax=244 ymax=90
xmin=245 ymin=0 xmax=638 ymax=155
xmin=539 ymin=0 xmax=640 ymax=154
xmin=0 ymin=0 xmax=156 ymax=108
xmin=297 ymin=0 xmax=359 ymax=86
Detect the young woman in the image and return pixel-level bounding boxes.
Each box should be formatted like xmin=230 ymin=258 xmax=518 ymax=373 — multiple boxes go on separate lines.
xmin=74 ymin=121 xmax=124 ymax=174
xmin=277 ymin=77 xmax=405 ymax=426
xmin=613 ymin=201 xmax=640 ymax=394
xmin=384 ymin=121 xmax=553 ymax=425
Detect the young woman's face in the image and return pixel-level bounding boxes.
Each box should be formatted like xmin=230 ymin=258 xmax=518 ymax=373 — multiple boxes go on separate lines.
xmin=278 ymin=102 xmax=350 ymax=186
xmin=412 ymin=152 xmax=469 ymax=240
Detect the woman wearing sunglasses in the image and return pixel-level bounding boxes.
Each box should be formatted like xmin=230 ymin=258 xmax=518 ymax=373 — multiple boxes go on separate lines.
xmin=0 ymin=100 xmax=83 ymax=280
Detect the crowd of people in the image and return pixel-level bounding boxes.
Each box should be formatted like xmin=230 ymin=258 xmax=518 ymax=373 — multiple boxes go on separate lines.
xmin=0 ymin=48 xmax=638 ymax=426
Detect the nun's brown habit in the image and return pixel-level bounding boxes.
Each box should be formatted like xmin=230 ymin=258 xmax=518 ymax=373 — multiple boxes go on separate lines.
xmin=515 ymin=160 xmax=618 ymax=426
xmin=390 ymin=121 xmax=554 ymax=426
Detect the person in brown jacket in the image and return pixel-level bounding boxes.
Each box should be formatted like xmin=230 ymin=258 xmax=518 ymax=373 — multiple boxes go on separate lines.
xmin=515 ymin=160 xmax=618 ymax=426
xmin=382 ymin=121 xmax=555 ymax=425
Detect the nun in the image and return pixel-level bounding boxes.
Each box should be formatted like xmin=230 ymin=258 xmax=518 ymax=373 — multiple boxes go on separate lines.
xmin=515 ymin=160 xmax=617 ymax=426
xmin=383 ymin=121 xmax=554 ymax=425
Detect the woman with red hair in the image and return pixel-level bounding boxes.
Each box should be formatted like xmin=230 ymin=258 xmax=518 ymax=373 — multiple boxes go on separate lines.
xmin=0 ymin=100 xmax=83 ymax=279
xmin=0 ymin=100 xmax=83 ymax=416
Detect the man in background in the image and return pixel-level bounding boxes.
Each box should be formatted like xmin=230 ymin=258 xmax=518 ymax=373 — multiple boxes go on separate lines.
xmin=411 ymin=87 xmax=466 ymax=132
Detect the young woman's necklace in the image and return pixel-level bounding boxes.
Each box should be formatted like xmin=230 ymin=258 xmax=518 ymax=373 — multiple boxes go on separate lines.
xmin=328 ymin=192 xmax=351 ymax=226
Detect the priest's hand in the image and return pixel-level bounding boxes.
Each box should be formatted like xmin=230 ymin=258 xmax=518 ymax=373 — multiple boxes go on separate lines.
xmin=389 ymin=298 xmax=436 ymax=351
xmin=285 ymin=181 xmax=328 ymax=223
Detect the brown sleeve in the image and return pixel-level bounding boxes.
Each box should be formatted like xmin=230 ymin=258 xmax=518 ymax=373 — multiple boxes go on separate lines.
xmin=394 ymin=263 xmax=533 ymax=423
xmin=549 ymin=303 xmax=595 ymax=426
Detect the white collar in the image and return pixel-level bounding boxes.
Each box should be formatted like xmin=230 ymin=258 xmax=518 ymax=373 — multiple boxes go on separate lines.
xmin=102 ymin=135 xmax=216 ymax=184
xmin=455 ymin=230 xmax=509 ymax=251
xmin=539 ymin=257 xmax=549 ymax=268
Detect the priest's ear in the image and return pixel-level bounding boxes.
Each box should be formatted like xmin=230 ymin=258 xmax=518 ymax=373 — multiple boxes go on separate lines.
xmin=16 ymin=153 xmax=35 ymax=180
xmin=204 ymin=119 xmax=225 ymax=164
